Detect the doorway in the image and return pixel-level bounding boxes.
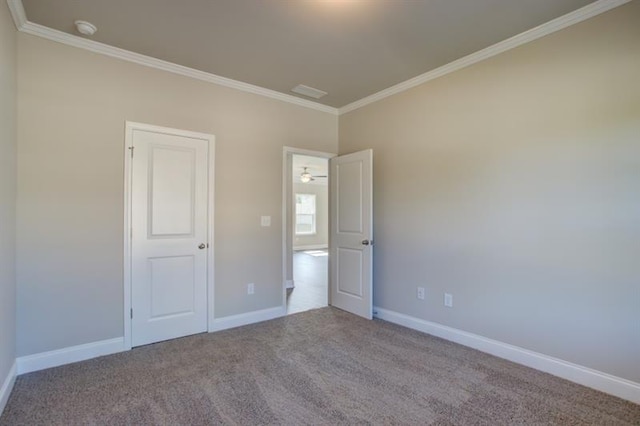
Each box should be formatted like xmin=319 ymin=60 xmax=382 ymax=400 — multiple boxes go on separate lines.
xmin=288 ymin=154 xmax=329 ymax=314
xmin=282 ymin=147 xmax=373 ymax=319
xmin=282 ymin=148 xmax=334 ymax=315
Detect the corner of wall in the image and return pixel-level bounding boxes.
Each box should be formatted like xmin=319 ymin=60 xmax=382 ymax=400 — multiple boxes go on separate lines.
xmin=0 ymin=0 xmax=18 ymax=416
xmin=0 ymin=361 xmax=17 ymax=415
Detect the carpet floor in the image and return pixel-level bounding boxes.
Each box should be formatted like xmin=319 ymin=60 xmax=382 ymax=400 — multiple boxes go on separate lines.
xmin=1 ymin=308 xmax=639 ymax=425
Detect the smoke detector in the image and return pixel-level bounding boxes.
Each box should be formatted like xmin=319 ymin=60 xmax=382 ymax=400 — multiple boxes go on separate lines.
xmin=75 ymin=20 xmax=97 ymax=36
xmin=291 ymin=84 xmax=327 ymax=99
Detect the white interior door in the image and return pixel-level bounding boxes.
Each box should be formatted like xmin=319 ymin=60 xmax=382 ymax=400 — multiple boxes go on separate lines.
xmin=330 ymin=149 xmax=373 ymax=319
xmin=131 ymin=126 xmax=209 ymax=347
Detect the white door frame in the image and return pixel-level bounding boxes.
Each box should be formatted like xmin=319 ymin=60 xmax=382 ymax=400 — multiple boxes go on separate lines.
xmin=123 ymin=121 xmax=215 ymax=350
xmin=281 ymin=146 xmax=336 ymax=310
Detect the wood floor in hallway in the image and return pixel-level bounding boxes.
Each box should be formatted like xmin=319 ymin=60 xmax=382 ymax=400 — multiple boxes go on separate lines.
xmin=287 ymin=250 xmax=328 ymax=314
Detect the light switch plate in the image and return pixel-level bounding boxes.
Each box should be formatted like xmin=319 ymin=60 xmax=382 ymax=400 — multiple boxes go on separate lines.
xmin=261 ymin=216 xmax=271 ymax=227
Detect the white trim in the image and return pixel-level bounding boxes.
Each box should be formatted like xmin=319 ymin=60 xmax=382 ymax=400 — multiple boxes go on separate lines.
xmin=206 ymin=132 xmax=216 ymax=334
xmin=8 ymin=0 xmax=627 ymax=116
xmin=6 ymin=4 xmax=337 ymax=117
xmin=282 ymin=147 xmax=336 ymax=311
xmin=339 ymin=0 xmax=631 ymax=114
xmin=123 ymin=124 xmax=132 ymax=350
xmin=374 ymin=307 xmax=640 ymax=404
xmin=123 ymin=121 xmax=215 ymax=349
xmin=283 ymin=146 xmax=337 ymax=159
xmin=209 ymin=306 xmax=285 ymax=333
xmin=6 ymin=0 xmax=26 ymax=29
xmin=293 ymin=244 xmax=328 ymax=251
xmin=16 ymin=338 xmax=125 ymax=375
xmin=0 ymin=361 xmax=17 ymax=415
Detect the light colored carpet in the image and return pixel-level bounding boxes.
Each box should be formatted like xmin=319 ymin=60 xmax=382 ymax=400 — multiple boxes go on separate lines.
xmin=2 ymin=307 xmax=639 ymax=425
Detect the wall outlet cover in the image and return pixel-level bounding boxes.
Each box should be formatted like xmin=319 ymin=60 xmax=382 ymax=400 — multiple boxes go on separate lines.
xmin=444 ymin=293 xmax=453 ymax=308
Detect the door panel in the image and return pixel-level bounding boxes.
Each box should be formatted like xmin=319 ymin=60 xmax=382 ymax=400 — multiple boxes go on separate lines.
xmin=330 ymin=149 xmax=373 ymax=319
xmin=149 ymin=146 xmax=196 ymax=237
xmin=149 ymin=256 xmax=196 ymax=318
xmin=337 ymin=161 xmax=363 ymax=233
xmin=131 ymin=127 xmax=209 ymax=347
xmin=336 ymin=248 xmax=363 ymax=297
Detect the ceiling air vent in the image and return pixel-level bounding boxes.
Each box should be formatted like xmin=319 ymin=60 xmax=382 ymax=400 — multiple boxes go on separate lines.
xmin=291 ymin=84 xmax=327 ymax=99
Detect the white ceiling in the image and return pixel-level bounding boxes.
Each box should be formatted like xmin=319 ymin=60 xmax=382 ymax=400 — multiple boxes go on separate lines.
xmin=293 ymin=155 xmax=328 ymax=186
xmin=20 ymin=0 xmax=596 ymax=108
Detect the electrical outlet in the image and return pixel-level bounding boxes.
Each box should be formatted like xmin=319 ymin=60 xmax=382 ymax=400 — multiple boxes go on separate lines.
xmin=247 ymin=283 xmax=255 ymax=295
xmin=417 ymin=287 xmax=425 ymax=300
xmin=260 ymin=216 xmax=271 ymax=227
xmin=444 ymin=293 xmax=453 ymax=308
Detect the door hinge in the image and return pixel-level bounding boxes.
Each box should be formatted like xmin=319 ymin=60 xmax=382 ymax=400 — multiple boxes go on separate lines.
xmin=130 ymin=308 xmax=133 ymax=319
xmin=128 ymin=146 xmax=134 ymax=157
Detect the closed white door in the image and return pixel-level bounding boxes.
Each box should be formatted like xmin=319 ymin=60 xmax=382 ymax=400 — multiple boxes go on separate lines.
xmin=330 ymin=149 xmax=373 ymax=319
xmin=130 ymin=125 xmax=209 ymax=347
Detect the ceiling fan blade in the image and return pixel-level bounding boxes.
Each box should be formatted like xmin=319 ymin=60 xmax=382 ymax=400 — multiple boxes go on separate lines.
xmin=313 ymin=175 xmax=327 ymax=178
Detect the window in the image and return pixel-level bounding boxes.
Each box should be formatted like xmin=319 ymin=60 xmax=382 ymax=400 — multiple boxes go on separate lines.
xmin=295 ymin=193 xmax=316 ymax=235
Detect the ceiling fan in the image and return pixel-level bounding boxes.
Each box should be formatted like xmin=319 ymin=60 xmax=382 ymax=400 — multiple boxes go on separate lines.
xmin=300 ymin=167 xmax=327 ymax=183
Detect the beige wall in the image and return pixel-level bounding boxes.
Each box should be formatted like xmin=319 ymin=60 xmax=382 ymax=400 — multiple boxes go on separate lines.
xmin=11 ymin=0 xmax=639 ymax=384
xmin=293 ymin=182 xmax=328 ymax=249
xmin=340 ymin=3 xmax=640 ymax=382
xmin=0 ymin=2 xmax=17 ymax=386
xmin=16 ymin=34 xmax=338 ymax=356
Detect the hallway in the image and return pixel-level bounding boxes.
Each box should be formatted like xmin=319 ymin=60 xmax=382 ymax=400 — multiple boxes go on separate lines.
xmin=286 ymin=250 xmax=328 ymax=314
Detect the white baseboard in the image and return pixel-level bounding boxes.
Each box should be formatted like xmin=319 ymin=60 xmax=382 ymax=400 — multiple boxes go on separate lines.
xmin=209 ymin=306 xmax=285 ymax=332
xmin=293 ymin=245 xmax=328 ymax=251
xmin=0 ymin=361 xmax=17 ymax=415
xmin=16 ymin=337 xmax=125 ymax=375
xmin=374 ymin=307 xmax=640 ymax=404
xmin=14 ymin=306 xmax=287 ymax=376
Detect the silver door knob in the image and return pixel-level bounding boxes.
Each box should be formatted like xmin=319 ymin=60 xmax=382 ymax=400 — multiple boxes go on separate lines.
xmin=198 ymin=243 xmax=206 ymax=249
xmin=362 ymin=240 xmax=371 ymax=246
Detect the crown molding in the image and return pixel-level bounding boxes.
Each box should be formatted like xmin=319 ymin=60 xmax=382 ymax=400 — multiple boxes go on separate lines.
xmin=6 ymin=0 xmax=630 ymax=117
xmin=6 ymin=0 xmax=26 ymax=29
xmin=6 ymin=1 xmax=338 ymax=116
xmin=339 ymin=0 xmax=631 ymax=115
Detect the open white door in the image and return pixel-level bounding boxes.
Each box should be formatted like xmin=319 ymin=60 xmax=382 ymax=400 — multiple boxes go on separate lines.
xmin=330 ymin=149 xmax=373 ymax=319
xmin=129 ymin=124 xmax=211 ymax=347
